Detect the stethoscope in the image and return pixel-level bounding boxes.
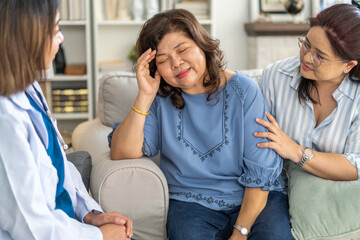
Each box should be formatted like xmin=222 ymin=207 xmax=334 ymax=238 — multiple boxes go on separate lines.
xmin=28 ymin=85 xmax=69 ymax=150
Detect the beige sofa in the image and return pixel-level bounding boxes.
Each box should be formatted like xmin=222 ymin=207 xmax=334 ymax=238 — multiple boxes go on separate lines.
xmin=72 ymin=70 xmax=360 ymax=240
xmin=72 ymin=70 xmax=262 ymax=240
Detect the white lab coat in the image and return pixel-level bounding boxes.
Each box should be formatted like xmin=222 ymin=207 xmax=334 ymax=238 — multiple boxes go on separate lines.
xmin=0 ymin=82 xmax=103 ymax=240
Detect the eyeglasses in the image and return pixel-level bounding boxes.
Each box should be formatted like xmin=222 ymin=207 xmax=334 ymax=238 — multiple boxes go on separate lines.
xmin=297 ymin=38 xmax=346 ymax=68
xmin=352 ymin=0 xmax=360 ymax=9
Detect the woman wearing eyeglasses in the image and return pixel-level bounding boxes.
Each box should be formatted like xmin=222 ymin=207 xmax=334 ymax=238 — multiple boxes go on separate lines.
xmin=255 ymin=3 xmax=360 ymax=181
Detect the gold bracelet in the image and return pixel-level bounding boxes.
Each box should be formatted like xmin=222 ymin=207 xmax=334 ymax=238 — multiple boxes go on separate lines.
xmin=131 ymin=104 xmax=150 ymax=116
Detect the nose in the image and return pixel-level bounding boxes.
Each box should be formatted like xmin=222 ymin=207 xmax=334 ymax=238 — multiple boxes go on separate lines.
xmin=302 ymin=49 xmax=313 ymax=64
xmin=171 ymin=54 xmax=183 ymax=69
xmin=57 ymin=31 xmax=64 ymax=44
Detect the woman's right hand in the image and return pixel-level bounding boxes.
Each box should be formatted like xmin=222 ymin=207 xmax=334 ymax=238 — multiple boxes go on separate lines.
xmin=99 ymin=224 xmax=131 ymax=240
xmin=136 ymin=48 xmax=161 ymax=97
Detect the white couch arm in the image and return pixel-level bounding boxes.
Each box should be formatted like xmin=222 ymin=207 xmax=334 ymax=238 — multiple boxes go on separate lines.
xmin=72 ymin=117 xmax=112 ymax=166
xmin=91 ymin=158 xmax=168 ymax=240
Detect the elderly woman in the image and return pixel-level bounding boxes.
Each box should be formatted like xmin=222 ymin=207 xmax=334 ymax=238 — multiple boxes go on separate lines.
xmin=109 ymin=9 xmax=292 ymax=240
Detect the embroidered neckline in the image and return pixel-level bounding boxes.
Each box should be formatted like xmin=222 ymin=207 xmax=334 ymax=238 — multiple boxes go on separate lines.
xmin=176 ymin=88 xmax=230 ymax=161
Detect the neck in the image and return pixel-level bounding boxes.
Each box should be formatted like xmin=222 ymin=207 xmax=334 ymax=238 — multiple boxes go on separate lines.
xmin=315 ymin=72 xmax=347 ymax=92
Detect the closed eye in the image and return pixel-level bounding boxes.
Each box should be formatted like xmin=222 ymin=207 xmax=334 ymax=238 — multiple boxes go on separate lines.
xmin=179 ymin=48 xmax=188 ymax=53
xmin=157 ymin=58 xmax=168 ymax=64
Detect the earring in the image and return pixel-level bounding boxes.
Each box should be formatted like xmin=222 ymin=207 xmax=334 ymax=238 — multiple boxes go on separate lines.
xmin=345 ymin=69 xmax=349 ymax=73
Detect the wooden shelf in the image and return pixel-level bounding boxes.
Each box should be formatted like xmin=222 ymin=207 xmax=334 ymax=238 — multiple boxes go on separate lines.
xmin=53 ymin=113 xmax=90 ymax=120
xmin=60 ymin=20 xmax=87 ymax=26
xmin=50 ymin=74 xmax=88 ymax=82
xmin=244 ymin=22 xmax=310 ymax=36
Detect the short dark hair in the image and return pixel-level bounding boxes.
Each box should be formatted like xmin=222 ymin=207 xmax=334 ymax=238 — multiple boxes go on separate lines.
xmin=299 ymin=3 xmax=360 ymax=103
xmin=136 ymin=9 xmax=225 ymax=109
xmin=0 ymin=0 xmax=59 ymax=96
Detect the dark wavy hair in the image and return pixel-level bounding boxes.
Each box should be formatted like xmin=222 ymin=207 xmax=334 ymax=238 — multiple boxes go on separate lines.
xmin=298 ymin=3 xmax=360 ymax=103
xmin=0 ymin=0 xmax=59 ymax=96
xmin=136 ymin=9 xmax=225 ymax=109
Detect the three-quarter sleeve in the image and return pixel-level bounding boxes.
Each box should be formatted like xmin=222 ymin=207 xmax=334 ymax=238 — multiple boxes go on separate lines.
xmin=108 ymin=121 xmax=121 ymax=148
xmin=236 ymin=77 xmax=284 ymax=191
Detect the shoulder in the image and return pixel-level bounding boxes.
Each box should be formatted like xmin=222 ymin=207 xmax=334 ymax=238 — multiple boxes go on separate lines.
xmin=263 ymin=56 xmax=300 ymax=78
xmin=227 ymin=72 xmax=261 ymax=101
xmin=153 ymin=94 xmax=170 ymax=109
xmin=0 ymin=95 xmax=23 ymax=117
xmin=0 ymin=96 xmax=30 ymax=138
xmin=151 ymin=94 xmax=173 ymax=114
xmin=0 ymin=93 xmax=32 ymax=124
xmin=260 ymin=56 xmax=300 ymax=90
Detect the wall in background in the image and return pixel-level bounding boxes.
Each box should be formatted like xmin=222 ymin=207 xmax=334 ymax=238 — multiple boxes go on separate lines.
xmin=213 ymin=0 xmax=249 ymax=70
xmin=214 ymin=0 xmax=313 ymax=70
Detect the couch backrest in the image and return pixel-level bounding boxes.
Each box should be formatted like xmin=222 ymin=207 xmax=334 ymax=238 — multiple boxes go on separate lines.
xmin=97 ymin=69 xmax=263 ymax=127
xmin=98 ymin=72 xmax=138 ymax=127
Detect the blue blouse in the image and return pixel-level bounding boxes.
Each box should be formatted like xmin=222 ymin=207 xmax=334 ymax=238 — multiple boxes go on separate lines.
xmin=110 ymin=72 xmax=285 ymax=211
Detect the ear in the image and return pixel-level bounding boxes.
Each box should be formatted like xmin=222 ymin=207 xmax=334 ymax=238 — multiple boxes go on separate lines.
xmin=344 ymin=60 xmax=358 ymax=73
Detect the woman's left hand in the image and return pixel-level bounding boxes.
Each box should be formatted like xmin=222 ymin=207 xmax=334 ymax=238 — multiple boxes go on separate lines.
xmin=254 ymin=112 xmax=302 ymax=161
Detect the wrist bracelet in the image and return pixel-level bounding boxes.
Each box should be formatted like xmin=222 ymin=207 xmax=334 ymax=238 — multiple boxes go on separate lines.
xmin=131 ymin=104 xmax=150 ymax=116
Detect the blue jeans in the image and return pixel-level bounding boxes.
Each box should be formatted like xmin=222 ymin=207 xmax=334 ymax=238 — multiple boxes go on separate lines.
xmin=166 ymin=191 xmax=293 ymax=240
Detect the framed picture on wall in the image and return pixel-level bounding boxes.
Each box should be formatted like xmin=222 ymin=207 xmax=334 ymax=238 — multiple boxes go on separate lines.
xmin=249 ymin=0 xmax=310 ymax=22
xmin=259 ymin=0 xmax=287 ymax=13
xmin=311 ymin=0 xmax=352 ymax=16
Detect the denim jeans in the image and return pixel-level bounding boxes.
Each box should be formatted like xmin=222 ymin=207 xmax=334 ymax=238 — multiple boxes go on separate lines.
xmin=166 ymin=191 xmax=293 ymax=240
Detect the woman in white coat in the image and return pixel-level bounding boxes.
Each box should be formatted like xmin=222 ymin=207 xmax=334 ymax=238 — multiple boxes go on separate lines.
xmin=0 ymin=1 xmax=132 ymax=239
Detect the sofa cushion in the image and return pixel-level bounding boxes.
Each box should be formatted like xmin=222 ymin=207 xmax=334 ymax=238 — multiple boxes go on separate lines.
xmin=98 ymin=72 xmax=138 ymax=127
xmin=285 ymin=161 xmax=360 ymax=240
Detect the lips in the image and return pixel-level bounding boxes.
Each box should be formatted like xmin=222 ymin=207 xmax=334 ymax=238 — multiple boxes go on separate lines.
xmin=301 ymin=63 xmax=313 ymax=71
xmin=176 ymin=68 xmax=191 ymax=78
